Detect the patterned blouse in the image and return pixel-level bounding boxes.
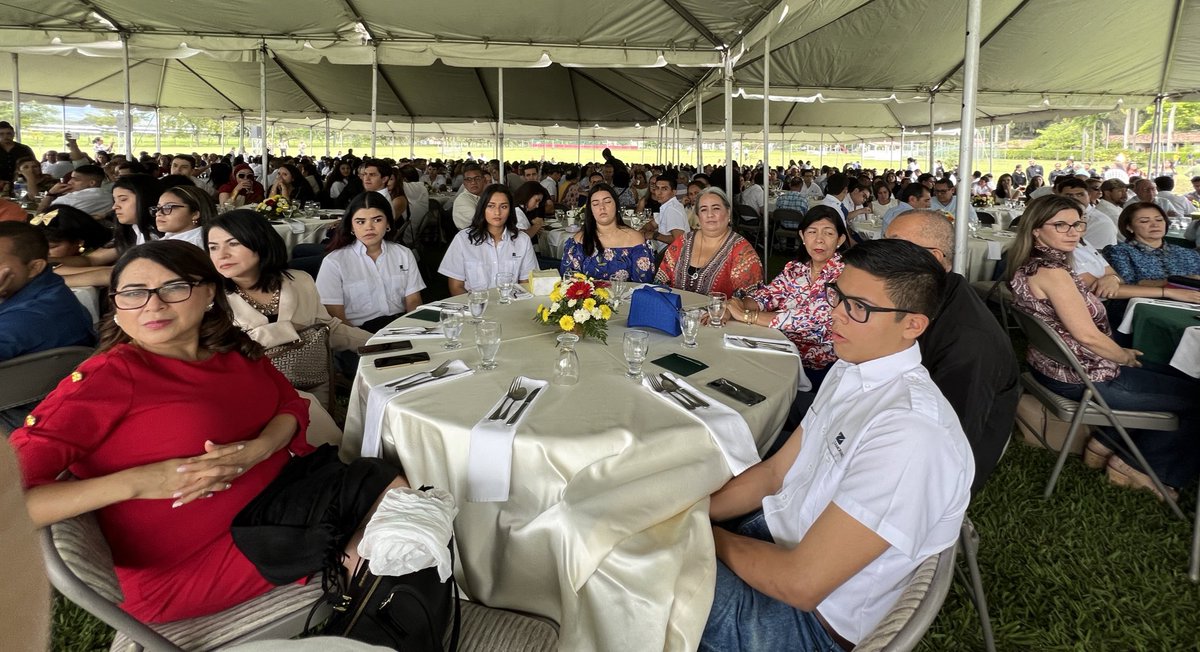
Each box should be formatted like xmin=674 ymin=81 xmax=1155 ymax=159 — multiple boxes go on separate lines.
xmin=747 ymin=255 xmax=844 ymax=370
xmin=559 ymin=237 xmax=657 ymax=282
xmin=654 ymin=230 xmax=764 ymax=297
xmin=1009 ymin=245 xmax=1119 ymax=383
xmin=1103 ymin=239 xmax=1200 ymax=284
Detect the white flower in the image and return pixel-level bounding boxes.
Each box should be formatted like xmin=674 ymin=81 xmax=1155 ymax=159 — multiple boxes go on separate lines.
xmin=573 ymin=308 xmax=591 ymax=323
xmin=591 ymin=308 xmax=602 ymax=319
xmin=568 ymin=299 xmax=577 ymax=308
xmin=550 ymin=302 xmax=560 ymax=312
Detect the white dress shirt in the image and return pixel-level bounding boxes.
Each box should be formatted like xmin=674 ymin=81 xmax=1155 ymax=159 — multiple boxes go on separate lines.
xmin=452 ymin=191 xmax=480 ymax=230
xmin=315 ymin=240 xmax=425 ymax=327
xmin=656 ymin=196 xmax=689 ymax=240
xmin=52 ymin=187 xmax=112 ymax=217
xmin=162 ymin=227 xmax=205 ymax=250
xmin=438 ymin=228 xmax=537 ymax=291
xmin=1082 ymin=207 xmax=1119 ymax=250
xmin=1092 ymin=199 xmax=1122 ymax=225
xmin=763 ymin=343 xmax=972 ymax=645
xmin=740 ymin=183 xmax=765 ymax=217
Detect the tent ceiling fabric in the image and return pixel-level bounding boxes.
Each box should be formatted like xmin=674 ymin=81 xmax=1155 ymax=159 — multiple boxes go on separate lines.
xmin=0 ymin=1 xmax=1194 ymax=136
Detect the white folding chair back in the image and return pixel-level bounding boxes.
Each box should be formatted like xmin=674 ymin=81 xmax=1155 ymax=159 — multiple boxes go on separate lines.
xmin=853 ymin=544 xmax=957 ymax=652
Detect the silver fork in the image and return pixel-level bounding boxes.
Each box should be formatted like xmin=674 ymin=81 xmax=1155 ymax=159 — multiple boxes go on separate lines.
xmin=489 ymin=377 xmax=525 ymax=420
xmin=648 ymin=375 xmax=696 ymax=410
xmin=739 ymin=337 xmax=790 ymax=352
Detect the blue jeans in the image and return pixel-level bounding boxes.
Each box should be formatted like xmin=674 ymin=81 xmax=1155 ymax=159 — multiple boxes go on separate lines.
xmin=700 ymin=512 xmax=840 ymax=652
xmin=1033 ymin=368 xmax=1200 ymax=488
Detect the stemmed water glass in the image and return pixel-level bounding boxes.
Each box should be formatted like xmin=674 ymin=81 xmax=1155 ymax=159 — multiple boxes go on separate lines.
xmin=468 ymin=290 xmax=489 ymax=323
xmin=440 ymin=306 xmax=466 ymax=350
xmin=474 ymin=319 xmax=502 ymax=370
xmin=623 ymin=329 xmax=650 ymax=381
xmin=708 ymin=292 xmax=727 ymax=328
xmin=496 ymin=272 xmax=516 ymax=304
xmin=679 ymin=309 xmax=702 ymax=348
xmin=609 ymin=280 xmax=627 ymax=311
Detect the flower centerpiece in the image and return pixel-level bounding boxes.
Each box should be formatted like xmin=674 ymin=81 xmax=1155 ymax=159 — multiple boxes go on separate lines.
xmin=255 ymin=194 xmax=292 ymax=219
xmin=534 ymin=274 xmax=614 ymax=344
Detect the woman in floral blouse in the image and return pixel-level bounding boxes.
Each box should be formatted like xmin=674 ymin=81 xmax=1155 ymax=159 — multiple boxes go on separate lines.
xmin=724 ymin=205 xmax=848 ymax=389
xmin=1103 ymin=202 xmax=1200 ymax=287
xmin=560 ymin=182 xmax=656 ymax=282
xmin=655 ymin=187 xmax=763 ymax=297
xmin=1007 ymin=195 xmax=1199 ymax=502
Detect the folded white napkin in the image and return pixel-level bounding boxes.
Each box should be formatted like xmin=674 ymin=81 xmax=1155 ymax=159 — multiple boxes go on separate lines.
xmin=466 ymin=377 xmax=549 ymax=502
xmin=640 ymin=372 xmax=760 ymax=475
xmin=1116 ymin=297 xmax=1200 ymax=334
xmin=723 ymin=333 xmax=798 ymax=356
xmin=361 ymin=360 xmax=474 ymax=458
xmin=373 ymin=326 xmax=445 ymax=341
xmin=985 ymin=240 xmax=1003 ymax=260
xmin=1170 ymin=327 xmax=1200 ymax=378
xmin=508 ymin=285 xmax=534 ymax=301
xmin=358 ymin=487 xmax=458 ymax=580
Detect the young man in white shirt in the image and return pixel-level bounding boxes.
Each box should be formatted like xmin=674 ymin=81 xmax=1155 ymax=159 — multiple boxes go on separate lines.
xmin=701 ymin=239 xmax=973 ymax=651
xmin=452 ymin=164 xmax=486 ymax=230
xmin=645 ymin=175 xmax=689 ymax=251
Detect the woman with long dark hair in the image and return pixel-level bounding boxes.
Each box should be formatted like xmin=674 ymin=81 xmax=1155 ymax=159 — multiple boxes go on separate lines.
xmin=51 ymin=174 xmax=162 ymax=288
xmin=268 ymin=163 xmax=317 ymax=206
xmin=438 ymin=183 xmax=536 ymax=296
xmin=315 ymin=192 xmax=425 ymax=332
xmin=559 ymin=182 xmax=655 ymax=282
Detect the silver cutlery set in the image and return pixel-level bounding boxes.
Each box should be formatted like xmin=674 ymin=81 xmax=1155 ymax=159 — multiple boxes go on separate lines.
xmin=648 ymin=374 xmax=709 ymax=411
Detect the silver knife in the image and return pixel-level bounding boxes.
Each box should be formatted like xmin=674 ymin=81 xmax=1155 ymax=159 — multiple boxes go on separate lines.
xmin=506 ymin=387 xmax=542 ymax=426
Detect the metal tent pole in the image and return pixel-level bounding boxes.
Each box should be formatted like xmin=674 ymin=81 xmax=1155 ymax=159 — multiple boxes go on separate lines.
xmin=497 ymin=68 xmax=505 ymax=167
xmin=259 ymin=42 xmax=268 ymax=187
xmin=695 ymin=87 xmax=703 ymax=169
xmin=989 ymin=124 xmax=996 ymax=175
xmin=762 ymin=34 xmax=771 ymax=277
xmin=9 ymin=54 xmax=19 ymax=140
xmin=239 ymin=112 xmax=245 ymax=155
xmin=409 ymin=120 xmax=415 ymax=158
xmin=122 ymin=34 xmax=133 ymax=157
xmin=370 ymin=45 xmax=379 ymax=157
xmin=219 ymin=117 xmax=225 ymax=153
xmin=61 ymin=100 xmax=68 ymax=139
xmin=154 ymin=107 xmax=161 ymax=153
xmin=723 ymin=51 xmax=733 ymax=197
xmin=325 ymin=115 xmax=331 ymax=157
xmin=951 ymin=0 xmax=982 ymax=276
xmin=576 ymin=127 xmax=581 ymax=164
xmin=927 ymin=92 xmax=935 ymax=172
xmin=819 ymin=132 xmax=824 ymax=167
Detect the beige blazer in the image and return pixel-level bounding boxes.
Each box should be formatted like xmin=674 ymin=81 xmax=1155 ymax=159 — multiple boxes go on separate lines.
xmin=226 ymin=271 xmax=370 ymax=354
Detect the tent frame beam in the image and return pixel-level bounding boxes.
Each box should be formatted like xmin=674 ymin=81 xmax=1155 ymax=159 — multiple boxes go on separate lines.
xmin=1157 ymin=0 xmax=1186 ymax=95
xmin=571 ymin=69 xmax=658 ymax=119
xmin=661 ymin=0 xmax=725 ymax=49
xmin=268 ymin=47 xmax=328 ymax=114
xmin=472 ymin=68 xmax=497 ymax=119
xmin=932 ymin=0 xmax=1032 ymax=92
xmin=175 ymin=59 xmax=245 ymax=111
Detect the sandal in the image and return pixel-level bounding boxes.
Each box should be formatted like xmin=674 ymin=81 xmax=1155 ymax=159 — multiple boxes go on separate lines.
xmin=1083 ymin=437 xmax=1114 ymax=469
xmin=1106 ymin=456 xmax=1179 ymax=503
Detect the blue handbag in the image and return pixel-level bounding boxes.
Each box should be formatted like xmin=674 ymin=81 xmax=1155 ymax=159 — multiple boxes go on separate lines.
xmin=626 ymin=285 xmax=683 ymax=336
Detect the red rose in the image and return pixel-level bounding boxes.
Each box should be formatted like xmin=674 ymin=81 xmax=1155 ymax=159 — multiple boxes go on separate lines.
xmin=566 ymin=281 xmax=591 ymax=300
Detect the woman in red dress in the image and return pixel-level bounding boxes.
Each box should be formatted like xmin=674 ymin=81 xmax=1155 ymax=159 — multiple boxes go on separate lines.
xmin=10 ymin=240 xmax=404 ymax=623
xmin=654 ymin=187 xmax=763 ymax=297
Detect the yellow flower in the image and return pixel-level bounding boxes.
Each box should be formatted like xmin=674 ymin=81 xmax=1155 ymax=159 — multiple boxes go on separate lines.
xmin=550 ymin=289 xmax=563 ymax=302
xmin=573 ymin=272 xmax=586 ymax=280
xmin=582 ymin=298 xmax=597 ymax=311
xmin=559 ymin=315 xmax=575 ymax=331
xmin=599 ymin=305 xmax=612 ymax=320
xmin=595 ymin=288 xmax=610 ymax=300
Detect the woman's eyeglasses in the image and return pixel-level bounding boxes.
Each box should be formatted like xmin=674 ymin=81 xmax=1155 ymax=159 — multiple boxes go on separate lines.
xmin=1045 ymin=221 xmax=1087 ymax=233
xmin=110 ymin=282 xmax=197 ymax=310
xmin=826 ymin=282 xmax=918 ymax=323
xmin=150 ymin=203 xmax=185 ymax=215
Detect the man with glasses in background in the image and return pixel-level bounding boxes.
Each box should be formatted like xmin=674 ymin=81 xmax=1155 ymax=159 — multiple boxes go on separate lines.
xmin=453 ymin=163 xmax=487 ymax=230
xmin=929 ymin=177 xmax=978 ymax=225
xmin=702 ymin=239 xmax=972 ymax=652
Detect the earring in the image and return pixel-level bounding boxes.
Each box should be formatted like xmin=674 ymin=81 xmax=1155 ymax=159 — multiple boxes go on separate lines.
xmin=206 ymin=302 xmax=215 ymax=311
xmin=112 ymin=315 xmax=118 ymax=324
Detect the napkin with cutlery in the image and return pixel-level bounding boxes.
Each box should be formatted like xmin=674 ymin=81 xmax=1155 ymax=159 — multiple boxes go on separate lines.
xmin=1117 ymin=297 xmax=1200 ymax=334
xmin=466 ymin=376 xmax=549 ymax=502
xmin=373 ymin=325 xmax=445 ymax=340
xmin=640 ymin=372 xmax=759 ymax=475
xmin=361 ymin=360 xmax=473 ymax=458
xmin=723 ymin=333 xmax=798 ymax=356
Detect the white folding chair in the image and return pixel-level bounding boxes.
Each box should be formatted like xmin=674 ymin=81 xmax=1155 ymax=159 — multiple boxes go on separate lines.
xmin=853 ymin=544 xmax=957 ymax=651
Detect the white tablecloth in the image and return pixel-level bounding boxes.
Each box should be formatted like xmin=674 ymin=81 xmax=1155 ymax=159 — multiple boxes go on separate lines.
xmin=343 ymin=291 xmax=799 ymax=651
xmin=961 ymin=230 xmax=1016 ymax=282
xmin=271 ymin=218 xmax=338 ymax=256
xmin=1171 ymin=327 xmax=1200 ymax=378
xmin=985 ymin=207 xmax=1022 ymax=229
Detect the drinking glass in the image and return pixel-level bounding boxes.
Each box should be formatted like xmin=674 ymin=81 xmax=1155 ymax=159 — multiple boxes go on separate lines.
xmin=708 ymin=292 xmax=727 ymax=328
xmin=440 ymin=306 xmax=466 ymax=350
xmin=623 ymin=329 xmax=650 ymax=380
xmin=468 ymin=290 xmax=489 ymax=323
xmin=496 ymin=272 xmax=516 ymax=304
xmin=474 ymin=320 xmax=502 ymax=370
xmin=679 ymin=309 xmax=701 ymax=348
xmin=609 ymin=280 xmax=627 ymax=311
xmin=554 ymin=332 xmax=580 ymax=386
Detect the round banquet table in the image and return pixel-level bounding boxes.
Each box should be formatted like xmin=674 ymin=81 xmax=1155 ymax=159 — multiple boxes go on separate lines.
xmin=343 ymin=290 xmax=800 ymax=651
xmin=270 ymin=216 xmax=339 ymax=257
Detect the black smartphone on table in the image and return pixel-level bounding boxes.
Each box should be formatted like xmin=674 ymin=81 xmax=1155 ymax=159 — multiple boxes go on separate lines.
xmin=373 ymin=351 xmax=431 ymax=369
xmin=358 ymin=340 xmax=413 ymax=355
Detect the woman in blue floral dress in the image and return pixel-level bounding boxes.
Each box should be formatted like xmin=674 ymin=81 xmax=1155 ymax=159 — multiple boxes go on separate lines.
xmin=559 ymin=183 xmax=657 ymax=282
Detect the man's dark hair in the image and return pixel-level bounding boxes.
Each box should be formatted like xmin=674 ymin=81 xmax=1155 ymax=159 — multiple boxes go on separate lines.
xmin=160 ymin=173 xmax=196 ymax=189
xmin=0 ymin=221 xmax=49 ymax=263
xmin=1154 ymin=175 xmax=1174 ymax=192
xmin=1191 ymin=175 xmax=1200 ymax=184
xmin=172 ymin=154 xmax=197 ymax=167
xmin=824 ymin=173 xmax=848 ymax=196
xmin=654 ymin=174 xmax=674 ymax=187
xmin=840 ymin=239 xmax=947 ymax=319
xmin=361 ymin=158 xmax=392 ymax=178
xmin=0 ymin=121 xmax=12 ymax=131
xmin=917 ymin=172 xmax=935 ymax=185
xmin=1056 ymin=176 xmax=1087 ymax=192
xmin=522 ymin=162 xmax=539 ymax=173
xmin=400 ymin=165 xmax=420 ymax=183
xmin=462 ymin=163 xmax=483 ymax=176
xmin=933 ymin=177 xmax=954 ymax=190
xmin=902 ymin=183 xmax=930 ymax=203
xmin=73 ymin=165 xmax=106 ymax=184
xmin=203 ymin=210 xmax=291 ymax=293
xmin=787 ymin=176 xmax=803 ymax=189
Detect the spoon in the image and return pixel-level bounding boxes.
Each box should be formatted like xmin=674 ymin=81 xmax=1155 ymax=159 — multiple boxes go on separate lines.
xmin=658 ymin=374 xmax=709 ymax=408
xmin=490 ymin=379 xmax=528 ymax=420
xmin=386 ymin=358 xmax=454 ymax=389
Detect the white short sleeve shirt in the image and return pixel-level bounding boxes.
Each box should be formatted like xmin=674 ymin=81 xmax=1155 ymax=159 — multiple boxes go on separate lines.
xmin=315 ymin=240 xmax=425 ymax=327
xmin=452 ymin=191 xmax=480 ymax=230
xmin=762 ymin=344 xmax=973 ymax=645
xmin=162 ymin=227 xmax=205 ymax=250
xmin=438 ymin=229 xmax=537 ymax=292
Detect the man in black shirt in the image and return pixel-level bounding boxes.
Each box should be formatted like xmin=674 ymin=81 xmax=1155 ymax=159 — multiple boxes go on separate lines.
xmin=885 ymin=210 xmax=1020 ymax=494
xmin=1025 ymin=158 xmax=1044 ymax=182
xmin=0 ymin=121 xmax=36 ymax=193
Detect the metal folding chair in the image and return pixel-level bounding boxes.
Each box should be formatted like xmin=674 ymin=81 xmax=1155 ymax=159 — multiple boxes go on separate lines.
xmin=0 ymin=346 xmax=95 ymax=412
xmin=852 ymin=544 xmax=957 ymax=652
xmin=1009 ymin=307 xmax=1185 ymax=520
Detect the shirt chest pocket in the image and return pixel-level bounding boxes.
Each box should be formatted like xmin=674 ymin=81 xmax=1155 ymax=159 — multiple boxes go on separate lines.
xmin=343 ymin=279 xmax=378 ymax=312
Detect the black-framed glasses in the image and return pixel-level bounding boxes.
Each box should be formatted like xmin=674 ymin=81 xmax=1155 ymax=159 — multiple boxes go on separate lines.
xmin=463 ymin=175 xmax=484 ymax=183
xmin=1046 ymin=220 xmax=1087 ymax=233
xmin=826 ymin=282 xmax=918 ymax=323
xmin=110 ymin=281 xmax=197 ymax=310
xmin=150 ymin=203 xmax=185 ymax=216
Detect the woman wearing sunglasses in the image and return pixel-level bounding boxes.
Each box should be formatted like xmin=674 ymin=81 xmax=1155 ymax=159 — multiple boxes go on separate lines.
xmin=1007 ymin=195 xmax=1200 ymax=501
xmin=217 ymin=163 xmax=265 ymax=207
xmin=154 ymin=185 xmax=216 ymax=249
